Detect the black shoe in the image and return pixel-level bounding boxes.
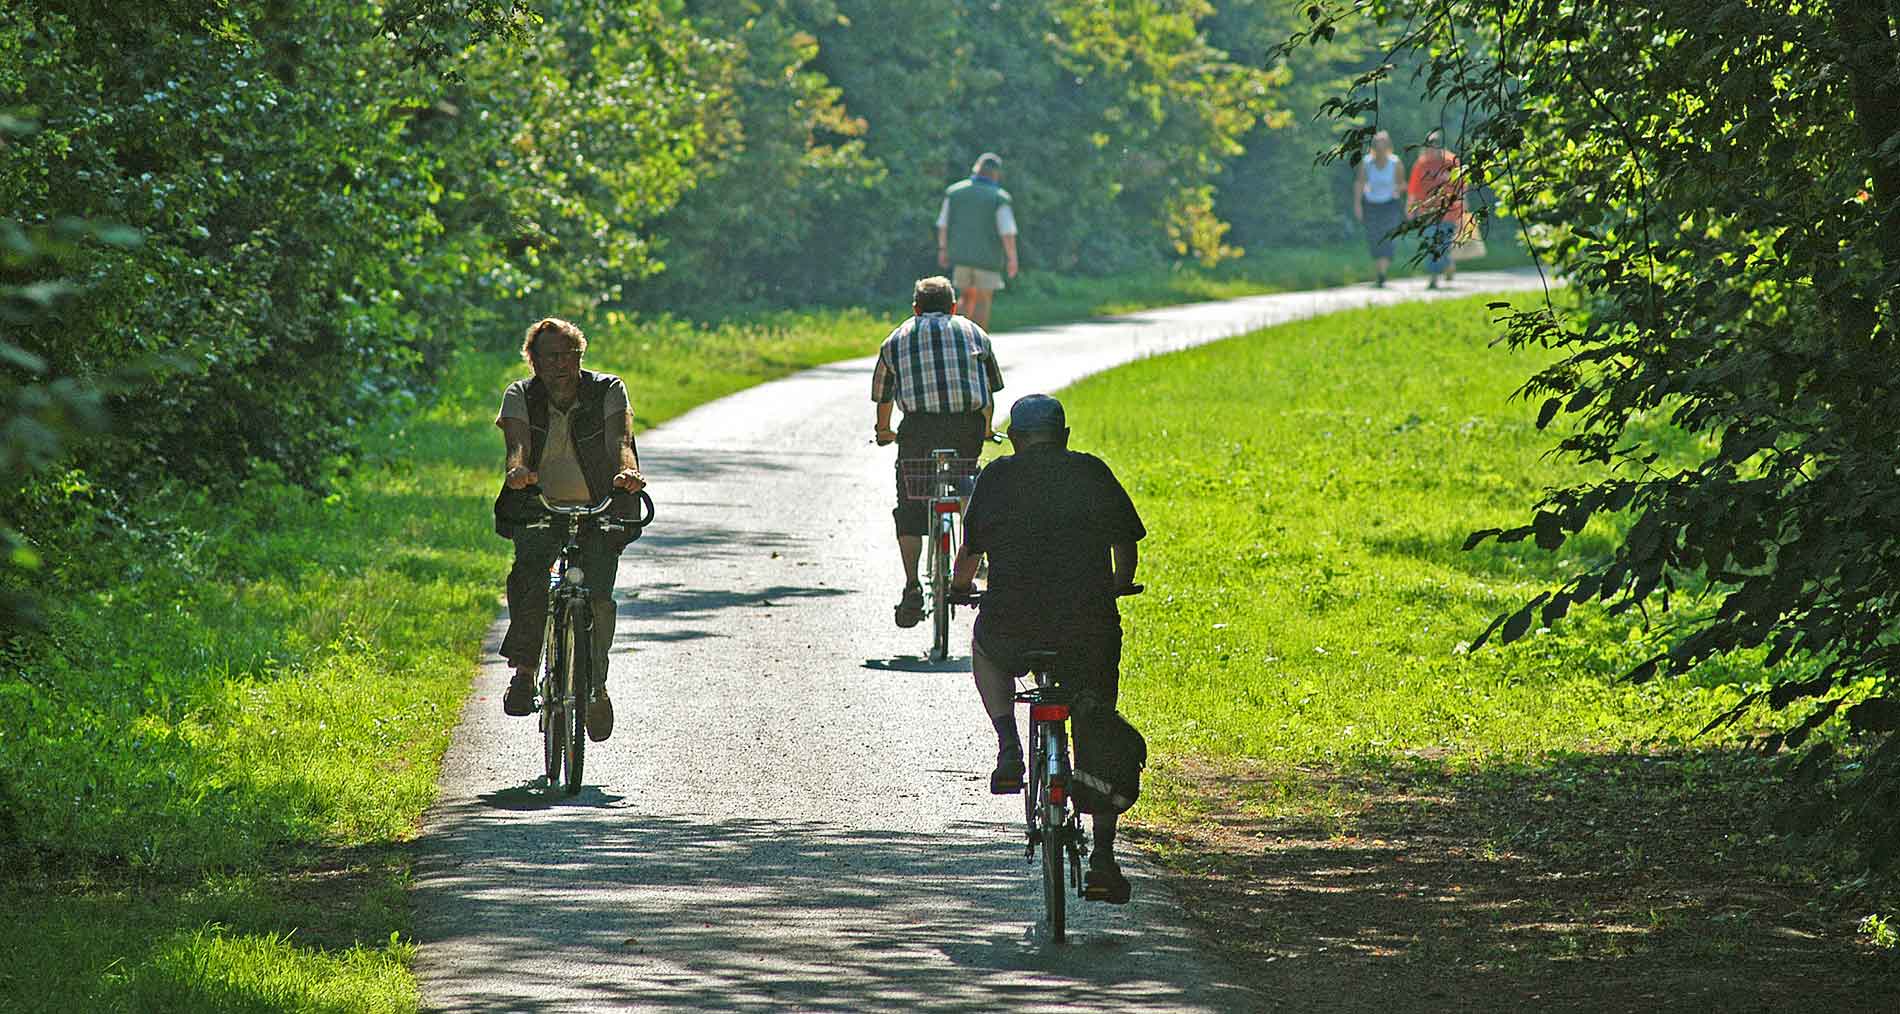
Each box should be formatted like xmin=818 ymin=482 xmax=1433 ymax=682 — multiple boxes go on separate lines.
xmin=1373 ymin=276 xmax=1386 ymax=288
xmin=990 ymin=748 xmax=1025 ymax=794
xmin=894 ymin=584 xmax=924 ymax=629
xmin=1427 ymin=277 xmax=1439 ymax=290
xmin=1084 ymin=860 xmax=1132 ymax=904
xmin=586 ymin=686 xmax=614 ymax=742
xmin=503 ymin=670 xmax=535 ymax=717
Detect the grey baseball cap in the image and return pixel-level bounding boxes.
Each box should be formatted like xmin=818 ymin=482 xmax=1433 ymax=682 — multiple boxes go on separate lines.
xmin=1008 ymin=394 xmax=1067 ymax=433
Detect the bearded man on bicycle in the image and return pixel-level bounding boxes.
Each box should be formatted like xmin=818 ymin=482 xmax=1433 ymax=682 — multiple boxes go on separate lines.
xmin=494 ymin=316 xmax=646 ymax=740
xmin=872 ymin=275 xmax=1004 ymax=628
xmin=950 ymin=393 xmax=1146 ymax=903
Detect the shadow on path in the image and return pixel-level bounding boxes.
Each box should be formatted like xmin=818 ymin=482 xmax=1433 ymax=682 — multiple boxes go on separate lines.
xmin=418 ymin=814 xmax=1257 ymax=1012
xmin=862 ymin=655 xmax=973 ymax=674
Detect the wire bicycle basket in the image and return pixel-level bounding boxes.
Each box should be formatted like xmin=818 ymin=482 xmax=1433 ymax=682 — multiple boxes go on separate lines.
xmin=898 ymin=456 xmax=980 ymax=502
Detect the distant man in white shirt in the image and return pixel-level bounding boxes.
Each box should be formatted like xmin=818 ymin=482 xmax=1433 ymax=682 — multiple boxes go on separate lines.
xmin=937 ymin=152 xmax=1020 ymax=330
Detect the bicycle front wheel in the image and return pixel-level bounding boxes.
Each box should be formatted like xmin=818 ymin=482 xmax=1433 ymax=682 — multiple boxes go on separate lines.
xmin=561 ymin=598 xmax=591 ymax=795
xmin=543 ymin=610 xmax=566 ymax=788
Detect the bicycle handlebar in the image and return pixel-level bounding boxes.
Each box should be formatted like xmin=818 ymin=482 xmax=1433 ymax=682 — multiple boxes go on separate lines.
xmin=526 ymin=486 xmax=657 ymax=528
xmin=947 ymin=583 xmax=1142 ymax=607
xmin=869 ymin=431 xmax=1008 ymax=446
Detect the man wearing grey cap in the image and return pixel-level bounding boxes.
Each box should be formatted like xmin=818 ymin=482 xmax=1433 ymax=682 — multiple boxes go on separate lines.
xmin=937 ymin=152 xmax=1019 ymax=329
xmin=950 ymin=393 xmax=1146 ymax=903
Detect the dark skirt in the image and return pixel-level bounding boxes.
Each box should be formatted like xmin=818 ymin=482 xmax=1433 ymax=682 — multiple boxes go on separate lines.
xmin=1363 ymin=198 xmax=1404 ymax=260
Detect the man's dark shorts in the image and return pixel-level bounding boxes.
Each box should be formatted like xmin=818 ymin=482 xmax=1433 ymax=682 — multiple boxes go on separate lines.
xmin=893 ymin=410 xmax=987 ymax=537
xmin=973 ymin=613 xmax=1122 ymax=709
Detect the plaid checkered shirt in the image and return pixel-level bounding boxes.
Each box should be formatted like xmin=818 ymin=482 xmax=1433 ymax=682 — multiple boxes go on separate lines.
xmin=870 ymin=312 xmax=1005 ymax=414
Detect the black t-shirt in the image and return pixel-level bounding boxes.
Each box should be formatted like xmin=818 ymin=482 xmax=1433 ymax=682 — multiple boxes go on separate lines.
xmin=962 ymin=444 xmax=1147 ymax=638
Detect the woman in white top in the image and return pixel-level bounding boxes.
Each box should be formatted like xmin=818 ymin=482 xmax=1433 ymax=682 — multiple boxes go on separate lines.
xmin=1353 ymin=130 xmax=1405 ymax=287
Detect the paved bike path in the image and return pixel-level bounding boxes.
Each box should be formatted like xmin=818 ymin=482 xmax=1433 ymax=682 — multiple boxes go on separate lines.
xmin=415 ymin=271 xmax=1554 ymax=1012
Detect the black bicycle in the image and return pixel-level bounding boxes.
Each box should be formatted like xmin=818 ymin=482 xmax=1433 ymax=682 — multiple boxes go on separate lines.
xmin=524 ymin=488 xmax=654 ymax=794
xmin=951 ymin=583 xmax=1142 ymax=941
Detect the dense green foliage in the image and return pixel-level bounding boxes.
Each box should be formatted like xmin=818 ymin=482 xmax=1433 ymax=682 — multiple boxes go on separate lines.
xmin=1297 ymin=0 xmax=1900 ymax=860
xmin=634 ymin=0 xmax=1281 ymax=307
xmin=1 ymin=1 xmax=722 ymax=489
xmin=1204 ymin=1 xmax=1465 ymax=249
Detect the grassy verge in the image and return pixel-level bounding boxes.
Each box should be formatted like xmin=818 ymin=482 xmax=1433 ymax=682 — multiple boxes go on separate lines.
xmin=998 ymin=234 xmax=1536 ymax=329
xmin=1053 ymin=295 xmax=1898 ymax=1007
xmin=0 ymin=310 xmax=880 ymax=1013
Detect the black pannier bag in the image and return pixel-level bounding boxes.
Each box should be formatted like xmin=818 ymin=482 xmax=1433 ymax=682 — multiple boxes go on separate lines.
xmin=1069 ymin=696 xmax=1147 ymax=815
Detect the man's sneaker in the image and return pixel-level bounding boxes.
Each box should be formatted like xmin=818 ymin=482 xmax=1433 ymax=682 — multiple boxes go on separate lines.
xmin=1084 ymin=860 xmax=1132 ymax=905
xmin=586 ymin=686 xmax=614 ymax=742
xmin=894 ymin=584 xmax=925 ymax=628
xmin=502 ymin=669 xmax=536 ymax=717
xmin=990 ymin=747 xmax=1025 ymax=795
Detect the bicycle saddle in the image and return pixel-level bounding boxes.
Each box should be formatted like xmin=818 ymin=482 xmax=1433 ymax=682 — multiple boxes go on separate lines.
xmin=1021 ymin=649 xmax=1061 ymax=673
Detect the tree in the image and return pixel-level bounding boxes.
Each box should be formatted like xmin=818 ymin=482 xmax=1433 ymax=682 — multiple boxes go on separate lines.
xmin=632 ymin=0 xmax=1281 ymax=308
xmin=1296 ymin=0 xmax=1900 ymax=860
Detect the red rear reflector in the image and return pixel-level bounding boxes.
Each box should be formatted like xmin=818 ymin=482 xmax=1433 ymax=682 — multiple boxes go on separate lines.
xmin=1049 ymin=783 xmax=1067 ymax=803
xmin=933 ymin=501 xmax=961 ymax=514
xmin=1030 ymin=703 xmax=1069 ymax=722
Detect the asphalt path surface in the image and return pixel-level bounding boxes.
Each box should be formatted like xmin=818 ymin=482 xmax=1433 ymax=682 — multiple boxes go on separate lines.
xmin=415 ymin=271 xmax=1556 ymax=1012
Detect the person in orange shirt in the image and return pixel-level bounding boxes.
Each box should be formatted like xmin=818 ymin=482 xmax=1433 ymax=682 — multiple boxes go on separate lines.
xmin=1407 ymin=128 xmax=1466 ymax=289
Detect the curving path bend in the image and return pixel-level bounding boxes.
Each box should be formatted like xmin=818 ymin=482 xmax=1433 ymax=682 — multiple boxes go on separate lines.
xmin=414 ymin=271 xmax=1555 ymax=1012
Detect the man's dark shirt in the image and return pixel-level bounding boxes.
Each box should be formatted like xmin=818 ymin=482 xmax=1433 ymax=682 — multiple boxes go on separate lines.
xmin=962 ymin=444 xmax=1146 ymax=639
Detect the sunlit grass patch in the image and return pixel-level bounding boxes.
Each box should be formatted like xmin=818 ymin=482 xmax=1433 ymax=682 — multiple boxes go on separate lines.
xmin=1055 ymin=294 xmax=1753 ymax=767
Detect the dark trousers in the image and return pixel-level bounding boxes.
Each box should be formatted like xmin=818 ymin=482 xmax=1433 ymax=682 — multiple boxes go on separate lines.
xmin=893 ymin=410 xmax=987 ymax=536
xmin=973 ymin=613 xmax=1123 ymax=710
xmin=500 ymin=524 xmax=623 ymax=681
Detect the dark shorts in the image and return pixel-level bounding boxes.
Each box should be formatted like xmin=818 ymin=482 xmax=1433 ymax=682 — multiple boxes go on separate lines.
xmin=1363 ymin=198 xmax=1403 ymax=260
xmin=973 ymin=613 xmax=1122 ymax=709
xmin=893 ymin=410 xmax=987 ymax=536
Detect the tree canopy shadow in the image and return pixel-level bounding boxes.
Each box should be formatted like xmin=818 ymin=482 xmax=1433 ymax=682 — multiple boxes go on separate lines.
xmin=1129 ymin=747 xmax=1899 ymax=1013
xmin=414 ymin=813 xmax=1256 ymax=1012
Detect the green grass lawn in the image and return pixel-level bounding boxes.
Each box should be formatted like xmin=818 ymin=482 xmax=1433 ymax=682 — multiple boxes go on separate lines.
xmin=1061 ymin=294 xmax=1730 ymax=770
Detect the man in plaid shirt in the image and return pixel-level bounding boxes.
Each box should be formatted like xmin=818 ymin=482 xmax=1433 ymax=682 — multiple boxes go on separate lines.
xmin=873 ymin=275 xmax=1005 ymax=627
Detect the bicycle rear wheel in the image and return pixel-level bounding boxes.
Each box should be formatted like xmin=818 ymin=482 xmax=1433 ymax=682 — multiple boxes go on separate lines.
xmin=561 ymin=598 xmax=590 ymax=795
xmin=1043 ymin=809 xmax=1066 ymax=941
xmin=1024 ymin=723 xmax=1044 ymax=835
xmin=543 ymin=610 xmax=566 ymax=787
xmin=930 ymin=513 xmax=952 ymax=660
